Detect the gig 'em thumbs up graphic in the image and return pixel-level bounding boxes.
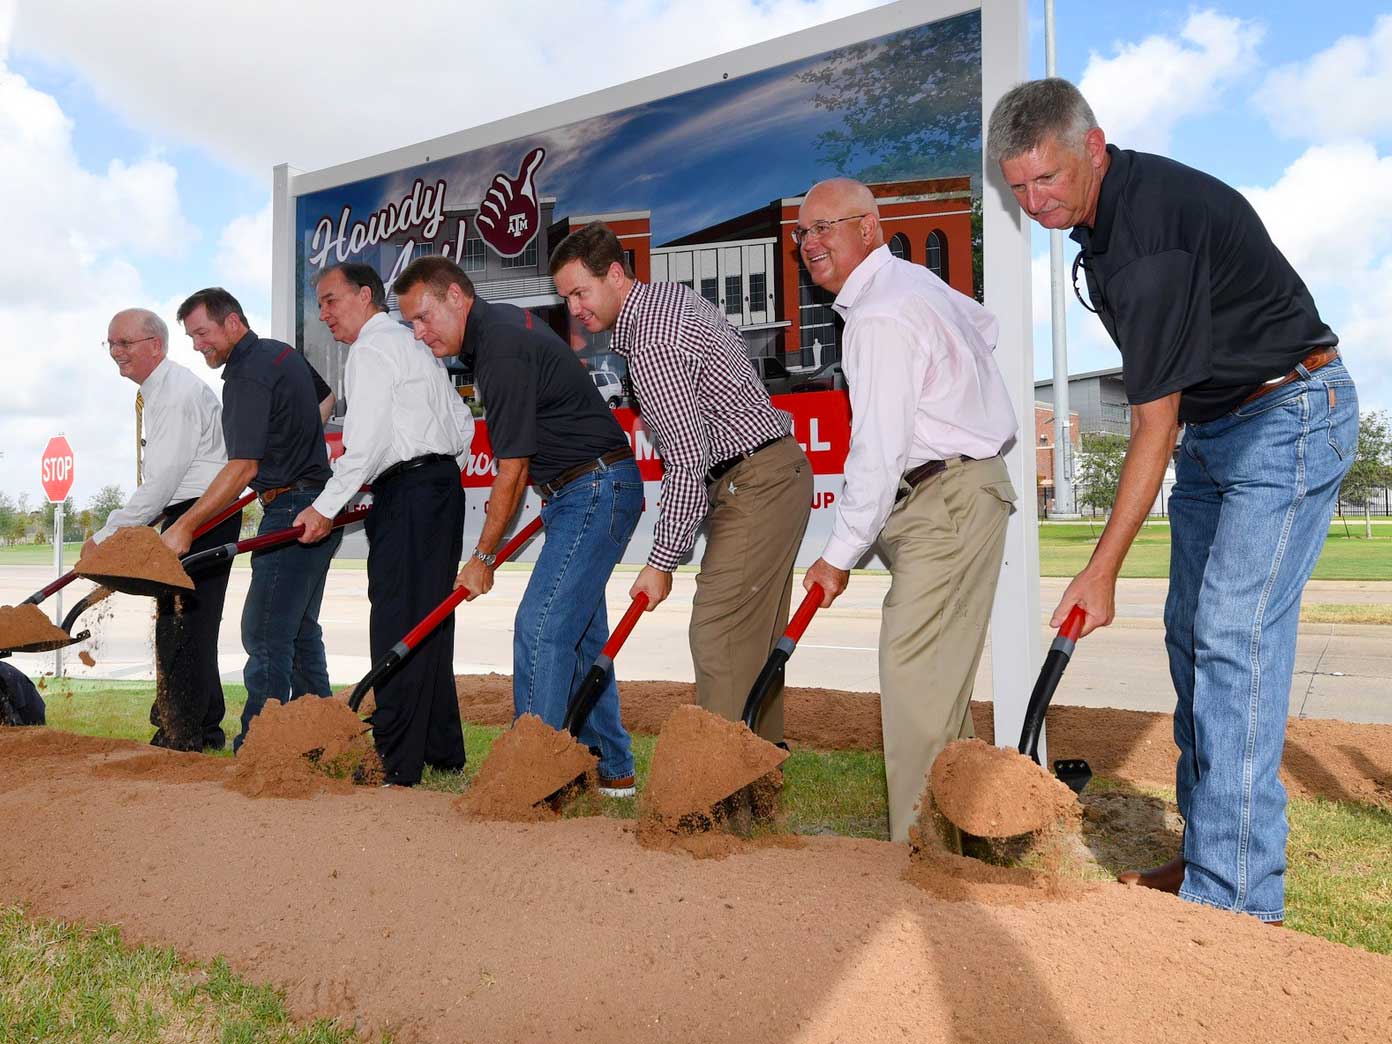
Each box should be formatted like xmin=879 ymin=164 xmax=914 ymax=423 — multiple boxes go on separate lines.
xmin=476 ymin=147 xmax=546 ymax=257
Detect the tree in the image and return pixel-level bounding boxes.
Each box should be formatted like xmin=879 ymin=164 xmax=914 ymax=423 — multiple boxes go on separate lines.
xmin=39 ymin=497 xmax=77 ymax=541
xmin=88 ymin=484 xmax=126 ymax=532
xmin=0 ymin=493 xmax=16 ymax=546
xmin=1075 ymin=433 xmax=1129 ymax=517
xmin=1338 ymin=410 xmax=1392 ymax=539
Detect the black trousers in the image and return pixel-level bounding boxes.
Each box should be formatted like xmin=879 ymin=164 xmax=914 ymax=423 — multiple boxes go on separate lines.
xmin=152 ymin=500 xmax=242 ymax=751
xmin=365 ymin=458 xmax=466 ymax=785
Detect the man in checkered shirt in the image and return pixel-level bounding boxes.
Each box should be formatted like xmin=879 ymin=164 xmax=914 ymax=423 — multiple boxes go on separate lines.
xmin=551 ymin=222 xmax=813 ymax=744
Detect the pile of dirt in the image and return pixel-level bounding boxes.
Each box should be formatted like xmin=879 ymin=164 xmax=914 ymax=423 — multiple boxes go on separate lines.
xmin=0 ymin=603 xmax=69 ymax=650
xmin=94 ymin=749 xmax=233 ymax=786
xmin=904 ymin=820 xmax=1092 ymax=906
xmin=231 ymin=696 xmax=381 ymax=799
xmin=641 ymin=704 xmax=788 ymax=832
xmin=928 ymin=738 xmax=1080 ymax=838
xmin=456 ymin=714 xmax=596 ymax=821
xmin=75 ymin=526 xmax=193 ymax=595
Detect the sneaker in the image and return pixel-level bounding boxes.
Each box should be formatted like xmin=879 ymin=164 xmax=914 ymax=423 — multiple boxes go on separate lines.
xmin=597 ymin=774 xmax=636 ymax=798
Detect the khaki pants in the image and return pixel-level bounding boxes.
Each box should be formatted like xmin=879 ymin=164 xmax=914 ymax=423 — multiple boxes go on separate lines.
xmin=878 ymin=454 xmax=1015 ymax=842
xmin=690 ymin=437 xmax=813 ymax=742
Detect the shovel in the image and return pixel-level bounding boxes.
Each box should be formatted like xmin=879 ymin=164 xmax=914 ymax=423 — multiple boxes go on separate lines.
xmin=1016 ymin=605 xmax=1092 ymax=794
xmin=740 ymin=583 xmax=824 ymax=732
xmin=13 ymin=490 xmax=256 ymax=611
xmin=560 ymin=592 xmax=649 ymax=737
xmin=347 ymin=515 xmax=544 ymax=714
xmin=178 ymin=505 xmax=370 ymax=576
xmin=0 ymin=491 xmax=259 ymax=658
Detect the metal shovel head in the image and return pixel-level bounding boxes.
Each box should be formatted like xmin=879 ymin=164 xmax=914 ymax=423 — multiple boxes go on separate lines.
xmin=1053 ymin=758 xmax=1093 ymax=795
xmin=75 ymin=572 xmax=190 ymax=598
xmin=0 ymin=630 xmax=90 ymax=655
xmin=644 ymin=704 xmax=789 ymax=831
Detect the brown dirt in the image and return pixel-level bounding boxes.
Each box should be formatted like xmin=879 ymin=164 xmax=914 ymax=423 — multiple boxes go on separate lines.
xmin=456 ymin=713 xmax=596 ymax=821
xmin=230 ymin=695 xmax=382 ymax=798
xmin=642 ymin=704 xmax=788 ymax=831
xmin=928 ymin=738 xmax=1080 ymax=838
xmin=451 ymin=677 xmax=1392 ymax=810
xmin=75 ymin=526 xmax=193 ymax=594
xmin=2 ymin=725 xmax=1390 ymax=1043
xmin=77 ymin=650 xmax=96 ymax=667
xmin=0 ymin=603 xmax=70 ymax=650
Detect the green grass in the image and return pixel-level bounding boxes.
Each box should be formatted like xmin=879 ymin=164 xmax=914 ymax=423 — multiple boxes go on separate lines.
xmin=1037 ymin=522 xmax=1392 ymax=580
xmin=0 ymin=906 xmax=383 ymax=1043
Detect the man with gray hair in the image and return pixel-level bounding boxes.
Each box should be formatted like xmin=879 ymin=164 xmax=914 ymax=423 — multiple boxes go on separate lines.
xmin=799 ymin=177 xmax=1018 ymax=844
xmin=990 ymin=78 xmax=1356 ymax=925
xmin=293 ymin=262 xmax=475 ymax=786
xmin=85 ymin=307 xmax=242 ymax=751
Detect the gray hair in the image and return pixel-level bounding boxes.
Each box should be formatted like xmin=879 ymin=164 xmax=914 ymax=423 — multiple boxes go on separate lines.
xmin=987 ymin=78 xmax=1098 ymax=164
xmin=138 ymin=310 xmax=168 ymax=348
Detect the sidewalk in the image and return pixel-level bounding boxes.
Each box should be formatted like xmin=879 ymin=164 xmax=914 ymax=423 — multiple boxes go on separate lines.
xmin=5 ymin=565 xmax=1390 ymax=725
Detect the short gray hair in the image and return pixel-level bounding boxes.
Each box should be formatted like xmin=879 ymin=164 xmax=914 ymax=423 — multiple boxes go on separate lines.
xmin=139 ymin=310 xmax=168 ymax=348
xmin=987 ymin=78 xmax=1098 ymax=164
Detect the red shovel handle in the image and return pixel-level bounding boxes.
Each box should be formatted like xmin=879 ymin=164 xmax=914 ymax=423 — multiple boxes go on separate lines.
xmin=399 ymin=515 xmax=544 ymax=651
xmin=785 ymin=584 xmax=823 ymax=643
xmin=600 ymin=593 xmax=648 ymax=660
xmin=1060 ymin=605 xmax=1086 ymax=642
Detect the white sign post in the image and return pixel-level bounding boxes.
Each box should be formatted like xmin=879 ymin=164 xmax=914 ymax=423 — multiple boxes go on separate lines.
xmin=41 ymin=435 xmax=75 ymax=678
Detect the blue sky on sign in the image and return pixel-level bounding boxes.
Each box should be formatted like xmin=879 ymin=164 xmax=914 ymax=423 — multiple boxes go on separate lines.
xmin=1 ymin=0 xmax=1390 ymax=505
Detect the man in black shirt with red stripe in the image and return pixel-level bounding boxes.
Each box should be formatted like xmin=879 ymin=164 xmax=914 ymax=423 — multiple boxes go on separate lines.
xmin=991 ymin=78 xmax=1357 ymax=925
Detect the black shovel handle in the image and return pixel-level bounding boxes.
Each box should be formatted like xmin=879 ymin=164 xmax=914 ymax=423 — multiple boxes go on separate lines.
xmin=562 ymin=593 xmax=648 ymax=736
xmin=1017 ymin=606 xmax=1087 ymax=764
xmin=740 ymin=584 xmax=823 ymax=730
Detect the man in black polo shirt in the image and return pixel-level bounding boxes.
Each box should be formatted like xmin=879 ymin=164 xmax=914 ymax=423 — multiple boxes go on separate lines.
xmin=394 ymin=256 xmax=642 ymax=796
xmin=164 ymin=287 xmax=343 ymax=753
xmin=990 ymin=78 xmax=1358 ymax=925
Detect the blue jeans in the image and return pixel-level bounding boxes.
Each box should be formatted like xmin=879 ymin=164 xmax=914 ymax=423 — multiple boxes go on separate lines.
xmin=235 ymin=490 xmax=344 ymax=752
xmin=514 ymin=457 xmax=642 ymax=779
xmin=1165 ymin=359 xmax=1356 ymax=921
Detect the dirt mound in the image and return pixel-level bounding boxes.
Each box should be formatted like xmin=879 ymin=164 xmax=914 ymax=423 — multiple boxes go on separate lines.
xmin=456 ymin=714 xmax=596 ymax=821
xmin=230 ymin=696 xmax=381 ymax=799
xmin=75 ymin=526 xmax=193 ymax=595
xmin=94 ymin=749 xmax=233 ymax=785
xmin=904 ymin=821 xmax=1092 ymax=906
xmin=929 ymin=739 xmax=1080 ymax=838
xmin=0 ymin=603 xmax=70 ymax=650
xmin=642 ymin=705 xmax=788 ymax=831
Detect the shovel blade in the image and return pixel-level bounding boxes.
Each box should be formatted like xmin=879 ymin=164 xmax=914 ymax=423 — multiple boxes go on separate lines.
xmin=1053 ymin=758 xmax=1093 ymax=795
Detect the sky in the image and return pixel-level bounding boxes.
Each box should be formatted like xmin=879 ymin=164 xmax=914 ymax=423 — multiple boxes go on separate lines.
xmin=1 ymin=0 xmax=1390 ymax=508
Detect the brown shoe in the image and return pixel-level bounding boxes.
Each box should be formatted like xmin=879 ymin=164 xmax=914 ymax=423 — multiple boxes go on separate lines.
xmin=1117 ymin=856 xmax=1185 ymax=894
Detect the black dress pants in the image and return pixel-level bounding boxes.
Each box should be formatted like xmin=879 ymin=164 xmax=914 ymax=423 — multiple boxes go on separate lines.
xmin=152 ymin=500 xmax=241 ymax=751
xmin=365 ymin=458 xmax=466 ymax=785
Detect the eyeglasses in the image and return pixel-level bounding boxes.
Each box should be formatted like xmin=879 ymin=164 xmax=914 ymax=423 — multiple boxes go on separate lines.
xmin=790 ymin=214 xmax=868 ymax=246
xmin=1071 ymin=252 xmax=1100 ymax=315
xmin=103 ymin=336 xmax=159 ymax=352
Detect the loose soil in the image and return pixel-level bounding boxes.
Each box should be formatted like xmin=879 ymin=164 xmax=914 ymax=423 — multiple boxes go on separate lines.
xmin=2 ymin=725 xmax=1390 ymax=1043
xmin=75 ymin=526 xmax=193 ymax=595
xmin=928 ymin=738 xmax=1080 ymax=838
xmin=451 ymin=676 xmax=1392 ymax=809
xmin=231 ymin=695 xmax=383 ymax=798
xmin=456 ymin=713 xmax=596 ymax=821
xmin=77 ymin=650 xmax=96 ymax=667
xmin=0 ymin=603 xmax=70 ymax=650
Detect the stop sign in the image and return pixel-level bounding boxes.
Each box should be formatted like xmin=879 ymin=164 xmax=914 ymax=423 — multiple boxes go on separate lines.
xmin=40 ymin=435 xmax=75 ymax=503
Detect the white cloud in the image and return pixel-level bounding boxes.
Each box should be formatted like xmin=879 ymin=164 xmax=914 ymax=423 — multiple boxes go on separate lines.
xmin=1255 ymin=15 xmax=1392 ymax=142
xmin=0 ymin=44 xmax=199 ymax=507
xmin=217 ymin=200 xmax=272 ymax=290
xmin=1078 ymin=10 xmax=1263 ymax=153
xmin=11 ymin=0 xmax=886 ymax=178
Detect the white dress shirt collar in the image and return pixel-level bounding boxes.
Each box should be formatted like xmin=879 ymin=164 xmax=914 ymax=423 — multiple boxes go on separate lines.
xmin=832 ymin=244 xmax=894 ymax=318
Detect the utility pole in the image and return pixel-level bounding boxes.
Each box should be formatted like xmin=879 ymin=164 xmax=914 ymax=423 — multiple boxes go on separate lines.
xmin=1046 ymin=0 xmax=1077 ymax=518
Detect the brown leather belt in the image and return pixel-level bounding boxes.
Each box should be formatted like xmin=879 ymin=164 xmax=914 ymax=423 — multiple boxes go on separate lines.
xmin=536 ymin=447 xmax=634 ymax=498
xmin=1242 ymin=347 xmax=1339 ymax=405
xmin=895 ymin=454 xmax=984 ymax=503
xmin=258 ymin=485 xmax=293 ymax=507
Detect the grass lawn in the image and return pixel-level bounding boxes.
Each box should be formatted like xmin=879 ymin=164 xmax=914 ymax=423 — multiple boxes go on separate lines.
xmin=5 ymin=679 xmax=1388 ymax=1039
xmin=1037 ymin=522 xmax=1392 ymax=581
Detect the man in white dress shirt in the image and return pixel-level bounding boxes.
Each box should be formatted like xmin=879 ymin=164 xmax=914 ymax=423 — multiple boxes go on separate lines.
xmin=799 ymin=179 xmax=1019 ymax=843
xmin=294 ymin=263 xmax=475 ymax=786
xmin=85 ymin=307 xmax=243 ymax=751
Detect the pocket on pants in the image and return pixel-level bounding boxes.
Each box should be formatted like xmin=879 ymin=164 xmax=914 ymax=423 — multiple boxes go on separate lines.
xmin=1324 ymin=380 xmax=1358 ymax=460
xmin=981 ymin=480 xmax=1017 ymax=506
xmin=609 ymin=480 xmax=643 ymax=546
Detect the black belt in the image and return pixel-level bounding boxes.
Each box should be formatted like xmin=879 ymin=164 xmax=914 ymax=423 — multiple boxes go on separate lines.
xmin=375 ymin=453 xmax=456 ymax=485
xmin=258 ymin=480 xmax=325 ymax=507
xmin=536 ymin=447 xmax=634 ymax=498
xmin=706 ymin=435 xmax=788 ymax=486
xmin=894 ymin=454 xmax=982 ymax=502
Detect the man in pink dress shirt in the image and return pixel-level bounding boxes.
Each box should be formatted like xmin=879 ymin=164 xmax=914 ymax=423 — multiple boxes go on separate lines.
xmin=800 ymin=178 xmax=1019 ymax=843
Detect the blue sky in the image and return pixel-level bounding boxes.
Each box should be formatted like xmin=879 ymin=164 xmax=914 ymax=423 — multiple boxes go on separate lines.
xmin=2 ymin=0 xmax=1390 ymax=505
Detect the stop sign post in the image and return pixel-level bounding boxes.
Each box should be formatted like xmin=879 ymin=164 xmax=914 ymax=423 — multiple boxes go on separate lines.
xmin=40 ymin=436 xmax=75 ymax=677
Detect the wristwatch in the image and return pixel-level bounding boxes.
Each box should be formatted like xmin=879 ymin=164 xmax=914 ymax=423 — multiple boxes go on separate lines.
xmin=472 ymin=547 xmax=498 ymax=567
